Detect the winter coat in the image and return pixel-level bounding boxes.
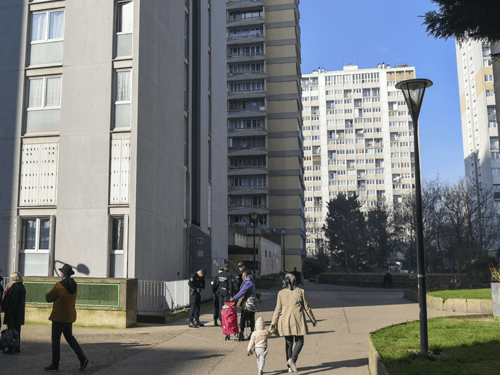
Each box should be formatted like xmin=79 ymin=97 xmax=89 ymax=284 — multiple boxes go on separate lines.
xmin=271 ymin=287 xmax=316 ymax=337
xmin=233 ymin=275 xmax=256 ymax=300
xmin=248 ymin=317 xmax=273 ymax=350
xmin=45 ymin=277 xmax=78 ymax=323
xmin=1 ymin=282 xmax=26 ymax=326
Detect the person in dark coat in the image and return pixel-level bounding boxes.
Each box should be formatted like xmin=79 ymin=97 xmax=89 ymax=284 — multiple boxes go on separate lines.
xmin=292 ymin=267 xmax=302 ymax=285
xmin=234 ymin=261 xmax=247 ymax=293
xmin=214 ymin=264 xmax=233 ymax=320
xmin=211 ymin=267 xmax=224 ymax=326
xmin=188 ymin=269 xmax=206 ymax=328
xmin=43 ymin=264 xmax=88 ymax=372
xmin=383 ymin=271 xmax=393 ymax=288
xmin=1 ymin=271 xmax=26 ymax=354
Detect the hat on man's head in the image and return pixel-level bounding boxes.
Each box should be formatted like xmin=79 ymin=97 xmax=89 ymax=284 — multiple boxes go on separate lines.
xmin=199 ymin=269 xmax=206 ymax=277
xmin=59 ymin=264 xmax=75 ymax=276
xmin=220 ymin=263 xmax=229 ymax=271
xmin=237 ymin=261 xmax=245 ymax=268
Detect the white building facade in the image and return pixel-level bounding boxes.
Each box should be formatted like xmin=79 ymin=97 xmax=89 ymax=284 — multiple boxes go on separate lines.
xmin=456 ymin=40 xmax=500 ymax=193
xmin=302 ymin=64 xmax=417 ymax=255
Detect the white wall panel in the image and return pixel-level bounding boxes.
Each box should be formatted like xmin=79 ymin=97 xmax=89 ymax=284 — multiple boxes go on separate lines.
xmin=19 ymin=143 xmax=58 ymax=206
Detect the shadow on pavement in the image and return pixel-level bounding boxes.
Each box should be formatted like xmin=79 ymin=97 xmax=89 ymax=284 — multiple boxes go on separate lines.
xmin=266 ymin=358 xmax=369 ymax=375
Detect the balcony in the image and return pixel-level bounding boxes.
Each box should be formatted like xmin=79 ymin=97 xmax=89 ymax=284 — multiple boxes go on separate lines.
xmin=356 ymin=133 xmax=364 ymax=138
xmin=227 ymin=0 xmax=265 ymax=11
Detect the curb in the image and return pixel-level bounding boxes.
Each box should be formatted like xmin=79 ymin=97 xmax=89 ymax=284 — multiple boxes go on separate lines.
xmin=403 ymin=289 xmax=493 ymax=314
xmin=368 ymin=336 xmax=390 ymax=375
xmin=138 ymin=300 xmax=214 ymax=324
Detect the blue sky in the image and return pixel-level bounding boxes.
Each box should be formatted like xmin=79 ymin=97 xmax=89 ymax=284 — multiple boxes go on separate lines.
xmin=300 ymin=0 xmax=465 ymax=183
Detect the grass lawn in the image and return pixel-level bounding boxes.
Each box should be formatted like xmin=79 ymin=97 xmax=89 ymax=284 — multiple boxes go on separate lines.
xmin=427 ymin=289 xmax=491 ymax=301
xmin=371 ymin=316 xmax=500 ymax=375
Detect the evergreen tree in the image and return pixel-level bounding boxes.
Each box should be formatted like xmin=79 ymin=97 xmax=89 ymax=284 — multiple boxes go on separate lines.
xmin=323 ymin=193 xmax=367 ymax=272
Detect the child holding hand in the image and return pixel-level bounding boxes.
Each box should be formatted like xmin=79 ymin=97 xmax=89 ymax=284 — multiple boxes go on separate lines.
xmin=247 ymin=317 xmax=275 ymax=375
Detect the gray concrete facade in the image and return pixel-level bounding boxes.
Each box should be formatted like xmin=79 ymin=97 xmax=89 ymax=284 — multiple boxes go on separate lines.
xmin=0 ymin=0 xmax=227 ymax=281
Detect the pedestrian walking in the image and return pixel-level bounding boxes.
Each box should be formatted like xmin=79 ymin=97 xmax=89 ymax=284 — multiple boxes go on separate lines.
xmin=383 ymin=271 xmax=393 ymax=288
xmin=233 ymin=270 xmax=256 ymax=341
xmin=247 ymin=317 xmax=275 ymax=375
xmin=1 ymin=271 xmax=26 ymax=354
xmin=271 ymin=273 xmax=317 ymax=373
xmin=214 ymin=264 xmax=233 ymax=322
xmin=43 ymin=264 xmax=88 ymax=372
xmin=188 ymin=269 xmax=206 ymax=328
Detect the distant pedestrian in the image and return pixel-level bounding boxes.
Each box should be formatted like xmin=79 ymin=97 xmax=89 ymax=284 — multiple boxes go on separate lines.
xmin=247 ymin=317 xmax=275 ymax=375
xmin=1 ymin=271 xmax=26 ymax=354
xmin=383 ymin=271 xmax=393 ymax=289
xmin=292 ymin=267 xmax=301 ymax=285
xmin=43 ymin=264 xmax=88 ymax=372
xmin=271 ymin=274 xmax=317 ymax=373
xmin=233 ymin=270 xmax=256 ymax=341
xmin=188 ymin=269 xmax=206 ymax=328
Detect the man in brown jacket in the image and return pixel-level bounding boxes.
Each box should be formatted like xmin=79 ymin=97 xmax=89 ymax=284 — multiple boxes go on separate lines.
xmin=43 ymin=264 xmax=89 ymax=372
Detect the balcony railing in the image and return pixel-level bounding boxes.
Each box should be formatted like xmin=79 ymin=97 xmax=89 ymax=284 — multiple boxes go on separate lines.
xmin=229 ymin=106 xmax=265 ymax=112
xmin=228 ymin=51 xmax=264 ymax=58
xmin=227 ymin=0 xmax=263 ymax=4
xmin=230 ymin=184 xmax=266 ymax=189
xmin=228 ymin=88 xmax=265 ymax=94
xmin=229 ymin=70 xmax=265 ymax=76
xmin=228 ymin=33 xmax=264 ymax=40
xmin=227 ymin=16 xmax=264 ymax=23
xmin=229 ymin=204 xmax=267 ymax=209
xmin=356 ymin=133 xmax=364 ymax=138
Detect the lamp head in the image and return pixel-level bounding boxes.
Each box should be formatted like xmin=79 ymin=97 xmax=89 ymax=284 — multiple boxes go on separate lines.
xmin=395 ymin=79 xmax=433 ymax=124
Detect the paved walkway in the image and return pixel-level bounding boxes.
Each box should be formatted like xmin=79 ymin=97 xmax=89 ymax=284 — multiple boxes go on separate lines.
xmin=1 ymin=282 xmax=468 ymax=374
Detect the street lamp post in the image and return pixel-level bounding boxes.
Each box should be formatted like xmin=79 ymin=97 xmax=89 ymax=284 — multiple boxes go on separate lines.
xmin=396 ymin=78 xmax=433 ymax=355
xmin=251 ymin=213 xmax=258 ymax=277
xmin=281 ymin=228 xmax=286 ymax=270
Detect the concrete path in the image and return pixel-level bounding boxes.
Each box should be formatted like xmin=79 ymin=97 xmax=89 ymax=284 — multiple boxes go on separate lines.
xmin=0 ymin=282 xmax=468 ymax=374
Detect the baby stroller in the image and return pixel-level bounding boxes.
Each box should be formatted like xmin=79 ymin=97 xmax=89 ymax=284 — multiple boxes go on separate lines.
xmin=221 ymin=302 xmax=239 ymax=342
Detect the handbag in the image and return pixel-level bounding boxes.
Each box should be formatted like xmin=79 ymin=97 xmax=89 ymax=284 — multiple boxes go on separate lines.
xmin=1 ymin=319 xmax=20 ymax=349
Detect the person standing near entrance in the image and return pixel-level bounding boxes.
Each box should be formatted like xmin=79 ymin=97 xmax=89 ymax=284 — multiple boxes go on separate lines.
xmin=271 ymin=273 xmax=316 ymax=373
xmin=188 ymin=269 xmax=206 ymax=328
xmin=43 ymin=264 xmax=88 ymax=372
xmin=292 ymin=267 xmax=301 ymax=285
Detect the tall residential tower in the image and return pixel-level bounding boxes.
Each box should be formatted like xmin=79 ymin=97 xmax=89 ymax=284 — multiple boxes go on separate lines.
xmin=302 ymin=64 xmax=417 ymax=255
xmin=456 ymin=40 xmax=500 ymax=194
xmin=226 ymin=0 xmax=305 ymax=273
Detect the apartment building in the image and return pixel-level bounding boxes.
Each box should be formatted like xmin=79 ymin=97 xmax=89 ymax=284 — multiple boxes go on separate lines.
xmin=226 ymin=0 xmax=305 ymax=274
xmin=456 ymin=40 xmax=500 ymax=194
xmin=0 ymin=0 xmax=227 ymax=281
xmin=302 ymin=64 xmax=417 ymax=255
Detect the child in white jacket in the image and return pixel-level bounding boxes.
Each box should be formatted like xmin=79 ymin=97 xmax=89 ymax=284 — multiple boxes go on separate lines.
xmin=247 ymin=317 xmax=275 ymax=375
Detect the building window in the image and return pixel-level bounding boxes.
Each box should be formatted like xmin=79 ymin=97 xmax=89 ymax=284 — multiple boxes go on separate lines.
xmin=19 ymin=217 xmax=54 ymax=276
xmin=110 ymin=216 xmax=126 ymax=278
xmin=114 ymin=70 xmax=132 ymax=128
xmin=116 ymin=1 xmax=133 ymax=57
xmin=26 ymin=75 xmax=62 ymax=133
xmin=30 ymin=9 xmax=65 ymax=65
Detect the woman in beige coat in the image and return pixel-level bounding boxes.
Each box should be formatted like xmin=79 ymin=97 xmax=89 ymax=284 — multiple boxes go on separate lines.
xmin=271 ymin=273 xmax=316 ymax=373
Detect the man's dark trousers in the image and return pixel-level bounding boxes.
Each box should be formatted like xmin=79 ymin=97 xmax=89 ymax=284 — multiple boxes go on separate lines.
xmin=213 ymin=295 xmax=220 ymax=321
xmin=51 ymin=321 xmax=86 ymax=368
xmin=189 ymin=293 xmax=201 ymax=323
